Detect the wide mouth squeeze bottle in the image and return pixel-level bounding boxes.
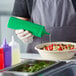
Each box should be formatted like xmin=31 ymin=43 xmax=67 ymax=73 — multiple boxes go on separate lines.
xmin=7 ymin=17 xmax=50 ymax=38
xmin=0 ymin=48 xmax=4 ymax=70
xmin=9 ymin=36 xmax=21 ymax=65
xmin=1 ymin=38 xmax=11 ymax=68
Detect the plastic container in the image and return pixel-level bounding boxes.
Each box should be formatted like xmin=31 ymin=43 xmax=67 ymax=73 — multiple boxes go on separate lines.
xmin=7 ymin=17 xmax=50 ymax=37
xmin=35 ymin=42 xmax=76 ymax=61
xmin=9 ymin=36 xmax=21 ymax=65
xmin=1 ymin=39 xmax=11 ymax=68
xmin=0 ymin=48 xmax=4 ymax=70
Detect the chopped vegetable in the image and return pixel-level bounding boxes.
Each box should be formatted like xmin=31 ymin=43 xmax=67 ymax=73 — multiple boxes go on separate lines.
xmin=41 ymin=43 xmax=75 ymax=51
xmin=11 ymin=61 xmax=55 ymax=72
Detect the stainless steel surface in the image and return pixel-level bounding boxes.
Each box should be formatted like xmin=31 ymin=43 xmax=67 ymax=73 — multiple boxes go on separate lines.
xmin=0 ymin=0 xmax=15 ymax=12
xmin=0 ymin=72 xmax=29 ymax=76
xmin=0 ymin=11 xmax=11 ymax=16
xmin=21 ymin=53 xmax=76 ymax=62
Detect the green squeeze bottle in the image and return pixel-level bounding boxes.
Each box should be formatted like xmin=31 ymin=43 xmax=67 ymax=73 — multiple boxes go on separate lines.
xmin=7 ymin=17 xmax=50 ymax=37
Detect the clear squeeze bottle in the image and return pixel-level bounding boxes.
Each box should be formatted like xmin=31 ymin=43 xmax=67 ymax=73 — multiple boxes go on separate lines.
xmin=9 ymin=36 xmax=21 ymax=65
xmin=1 ymin=39 xmax=11 ymax=68
xmin=0 ymin=48 xmax=4 ymax=70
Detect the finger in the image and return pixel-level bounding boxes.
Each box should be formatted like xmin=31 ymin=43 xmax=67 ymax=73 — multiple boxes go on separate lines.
xmin=20 ymin=33 xmax=33 ymax=40
xmin=17 ymin=30 xmax=29 ymax=38
xmin=15 ymin=30 xmax=24 ymax=34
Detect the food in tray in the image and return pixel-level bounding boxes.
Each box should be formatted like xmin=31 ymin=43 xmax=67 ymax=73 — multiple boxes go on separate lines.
xmin=40 ymin=44 xmax=75 ymax=51
xmin=9 ymin=61 xmax=55 ymax=72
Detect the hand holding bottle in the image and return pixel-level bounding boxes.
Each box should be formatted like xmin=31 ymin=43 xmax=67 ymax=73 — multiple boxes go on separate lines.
xmin=15 ymin=30 xmax=34 ymax=43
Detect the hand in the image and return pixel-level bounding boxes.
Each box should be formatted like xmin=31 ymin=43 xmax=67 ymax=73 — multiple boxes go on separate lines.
xmin=15 ymin=30 xmax=34 ymax=43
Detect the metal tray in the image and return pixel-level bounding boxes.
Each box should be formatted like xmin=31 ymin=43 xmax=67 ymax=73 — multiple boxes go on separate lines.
xmin=33 ymin=62 xmax=76 ymax=76
xmin=0 ymin=59 xmax=66 ymax=76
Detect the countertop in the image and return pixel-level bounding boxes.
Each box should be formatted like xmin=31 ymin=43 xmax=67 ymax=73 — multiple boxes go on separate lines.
xmin=21 ymin=53 xmax=76 ymax=62
xmin=0 ymin=53 xmax=76 ymax=76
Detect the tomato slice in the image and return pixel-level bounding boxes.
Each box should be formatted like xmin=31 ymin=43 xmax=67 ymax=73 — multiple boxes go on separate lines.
xmin=49 ymin=44 xmax=53 ymax=51
xmin=43 ymin=43 xmax=75 ymax=51
xmin=65 ymin=45 xmax=68 ymax=49
xmin=58 ymin=47 xmax=63 ymax=51
xmin=70 ymin=47 xmax=74 ymax=50
xmin=45 ymin=46 xmax=49 ymax=51
xmin=70 ymin=45 xmax=74 ymax=50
